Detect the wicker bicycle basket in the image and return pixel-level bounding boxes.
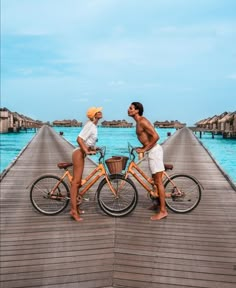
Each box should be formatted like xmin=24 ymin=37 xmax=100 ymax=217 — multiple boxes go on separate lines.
xmin=105 ymin=157 xmax=123 ymax=174
xmin=112 ymin=156 xmax=129 ymax=170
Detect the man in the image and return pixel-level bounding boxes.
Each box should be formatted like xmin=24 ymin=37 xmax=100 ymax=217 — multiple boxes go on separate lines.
xmin=128 ymin=102 xmax=168 ymax=220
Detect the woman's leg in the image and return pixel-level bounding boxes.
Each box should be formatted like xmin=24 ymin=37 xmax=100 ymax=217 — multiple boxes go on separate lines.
xmin=70 ymin=149 xmax=84 ymax=221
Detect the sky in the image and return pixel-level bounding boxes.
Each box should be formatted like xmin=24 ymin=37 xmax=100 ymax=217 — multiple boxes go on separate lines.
xmin=1 ymin=0 xmax=236 ymax=126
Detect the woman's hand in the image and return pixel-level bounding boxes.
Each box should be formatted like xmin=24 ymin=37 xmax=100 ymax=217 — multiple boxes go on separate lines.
xmin=86 ymin=146 xmax=97 ymax=155
xmin=86 ymin=150 xmax=96 ymax=155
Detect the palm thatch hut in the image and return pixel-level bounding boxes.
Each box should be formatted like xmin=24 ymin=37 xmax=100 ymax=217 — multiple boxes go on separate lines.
xmin=218 ymin=111 xmax=236 ymax=135
xmin=194 ymin=111 xmax=236 ymax=138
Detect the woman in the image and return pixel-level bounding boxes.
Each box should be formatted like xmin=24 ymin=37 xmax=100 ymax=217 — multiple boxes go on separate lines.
xmin=70 ymin=106 xmax=103 ymax=221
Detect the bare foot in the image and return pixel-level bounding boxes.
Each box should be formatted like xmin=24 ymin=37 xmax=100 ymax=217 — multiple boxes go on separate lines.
xmin=150 ymin=211 xmax=168 ymax=221
xmin=70 ymin=211 xmax=83 ymax=222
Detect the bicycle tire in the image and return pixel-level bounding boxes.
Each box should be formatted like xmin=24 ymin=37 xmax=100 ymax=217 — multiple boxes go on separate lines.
xmin=97 ymin=174 xmax=138 ymax=217
xmin=30 ymin=175 xmax=70 ymax=215
xmin=164 ymin=174 xmax=201 ymax=213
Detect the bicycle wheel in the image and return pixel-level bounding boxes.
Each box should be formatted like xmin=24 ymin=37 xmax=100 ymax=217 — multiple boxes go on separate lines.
xmin=97 ymin=174 xmax=138 ymax=217
xmin=164 ymin=174 xmax=201 ymax=213
xmin=30 ymin=175 xmax=70 ymax=215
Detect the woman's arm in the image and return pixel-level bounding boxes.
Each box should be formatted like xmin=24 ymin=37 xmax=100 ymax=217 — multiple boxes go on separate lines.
xmin=77 ymin=136 xmax=96 ymax=155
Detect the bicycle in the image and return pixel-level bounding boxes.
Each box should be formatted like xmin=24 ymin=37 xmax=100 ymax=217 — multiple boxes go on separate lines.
xmin=29 ymin=147 xmax=138 ymax=217
xmin=98 ymin=143 xmax=202 ymax=216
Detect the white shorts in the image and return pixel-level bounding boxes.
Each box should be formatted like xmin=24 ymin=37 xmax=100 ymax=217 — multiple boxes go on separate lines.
xmin=147 ymin=144 xmax=165 ymax=174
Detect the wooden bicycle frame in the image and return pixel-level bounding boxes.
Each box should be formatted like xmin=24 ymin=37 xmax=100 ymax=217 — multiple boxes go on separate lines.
xmin=51 ymin=163 xmax=117 ymax=198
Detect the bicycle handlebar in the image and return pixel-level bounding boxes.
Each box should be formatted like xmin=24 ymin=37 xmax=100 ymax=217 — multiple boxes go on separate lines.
xmin=128 ymin=143 xmax=137 ymax=161
xmin=96 ymin=146 xmax=106 ymax=163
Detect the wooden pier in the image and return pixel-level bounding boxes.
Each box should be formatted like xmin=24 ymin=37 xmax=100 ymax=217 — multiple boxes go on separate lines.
xmin=0 ymin=126 xmax=236 ymax=288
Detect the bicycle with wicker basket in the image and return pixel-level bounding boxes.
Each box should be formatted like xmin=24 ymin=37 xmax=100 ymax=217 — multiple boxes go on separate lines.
xmin=97 ymin=143 xmax=202 ymax=216
xmin=29 ymin=147 xmax=138 ymax=217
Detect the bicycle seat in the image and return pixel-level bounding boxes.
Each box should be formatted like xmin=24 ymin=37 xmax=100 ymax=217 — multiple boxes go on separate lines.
xmin=164 ymin=163 xmax=173 ymax=170
xmin=57 ymin=162 xmax=73 ymax=169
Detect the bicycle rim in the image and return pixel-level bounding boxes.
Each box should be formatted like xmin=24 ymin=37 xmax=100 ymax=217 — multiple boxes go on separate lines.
xmin=99 ymin=195 xmax=137 ymax=217
xmin=97 ymin=174 xmax=138 ymax=217
xmin=164 ymin=174 xmax=201 ymax=213
xmin=30 ymin=175 xmax=70 ymax=215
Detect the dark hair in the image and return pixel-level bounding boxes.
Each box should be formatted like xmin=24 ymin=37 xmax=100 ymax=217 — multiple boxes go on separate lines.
xmin=131 ymin=102 xmax=144 ymax=116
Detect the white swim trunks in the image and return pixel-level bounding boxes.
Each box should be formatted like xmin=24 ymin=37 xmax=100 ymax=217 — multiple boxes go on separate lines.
xmin=147 ymin=144 xmax=165 ymax=174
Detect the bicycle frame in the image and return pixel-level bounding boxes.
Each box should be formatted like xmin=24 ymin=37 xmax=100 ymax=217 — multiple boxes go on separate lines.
xmin=50 ymin=162 xmax=118 ymax=199
xmin=77 ymin=163 xmax=115 ymax=197
xmin=124 ymin=154 xmax=177 ymax=196
xmin=124 ymin=161 xmax=154 ymax=193
xmin=125 ymin=145 xmax=179 ymax=194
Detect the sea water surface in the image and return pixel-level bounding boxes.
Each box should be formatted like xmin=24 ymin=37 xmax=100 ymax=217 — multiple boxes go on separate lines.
xmin=1 ymin=127 xmax=235 ymax=185
xmin=0 ymin=131 xmax=35 ymax=173
xmin=52 ymin=126 xmax=176 ymax=161
xmin=0 ymin=127 xmax=174 ymax=173
xmin=195 ymin=132 xmax=236 ymax=185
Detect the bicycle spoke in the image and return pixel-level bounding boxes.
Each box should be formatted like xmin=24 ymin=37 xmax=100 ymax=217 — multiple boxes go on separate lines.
xmin=97 ymin=174 xmax=138 ymax=216
xmin=165 ymin=174 xmax=201 ymax=213
xmin=30 ymin=175 xmax=70 ymax=215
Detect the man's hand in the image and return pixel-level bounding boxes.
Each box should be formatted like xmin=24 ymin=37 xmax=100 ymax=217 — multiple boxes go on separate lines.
xmin=136 ymin=147 xmax=145 ymax=154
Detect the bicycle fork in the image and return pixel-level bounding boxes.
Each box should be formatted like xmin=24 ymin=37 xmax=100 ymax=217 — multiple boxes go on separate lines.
xmin=104 ymin=175 xmax=120 ymax=199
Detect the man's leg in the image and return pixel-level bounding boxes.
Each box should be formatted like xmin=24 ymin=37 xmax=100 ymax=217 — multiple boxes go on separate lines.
xmin=150 ymin=171 xmax=168 ymax=220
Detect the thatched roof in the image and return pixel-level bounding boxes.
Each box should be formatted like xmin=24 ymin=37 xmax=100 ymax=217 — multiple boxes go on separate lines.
xmin=218 ymin=111 xmax=236 ymax=123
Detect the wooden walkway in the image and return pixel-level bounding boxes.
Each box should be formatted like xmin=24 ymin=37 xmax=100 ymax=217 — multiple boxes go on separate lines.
xmin=0 ymin=126 xmax=235 ymax=288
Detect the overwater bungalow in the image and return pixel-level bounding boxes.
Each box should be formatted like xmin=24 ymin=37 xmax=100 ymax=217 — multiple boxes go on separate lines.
xmin=218 ymin=111 xmax=236 ymax=135
xmin=207 ymin=115 xmax=219 ymax=130
xmin=0 ymin=107 xmax=43 ymax=133
xmin=194 ymin=111 xmax=236 ymax=138
xmin=101 ymin=120 xmax=133 ymax=128
xmin=194 ymin=117 xmax=210 ymax=130
xmin=153 ymin=120 xmax=186 ymax=129
xmin=213 ymin=112 xmax=228 ymax=130
xmin=52 ymin=119 xmax=82 ymax=127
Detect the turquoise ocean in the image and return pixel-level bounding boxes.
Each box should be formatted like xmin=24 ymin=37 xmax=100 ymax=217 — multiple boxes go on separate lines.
xmin=0 ymin=127 xmax=235 ymax=185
